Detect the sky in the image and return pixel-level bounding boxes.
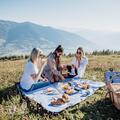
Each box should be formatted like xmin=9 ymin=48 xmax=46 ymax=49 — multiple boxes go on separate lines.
xmin=0 ymin=0 xmax=120 ymax=32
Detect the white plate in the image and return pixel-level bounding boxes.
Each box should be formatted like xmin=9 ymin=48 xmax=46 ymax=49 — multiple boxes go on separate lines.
xmin=43 ymin=89 xmax=58 ymax=95
xmin=89 ymin=82 xmax=105 ymax=88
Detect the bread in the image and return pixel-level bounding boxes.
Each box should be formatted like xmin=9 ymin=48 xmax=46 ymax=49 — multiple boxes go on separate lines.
xmin=51 ymin=94 xmax=69 ymax=105
xmin=62 ymin=83 xmax=71 ymax=90
xmin=47 ymin=88 xmax=53 ymax=92
xmin=65 ymin=88 xmax=75 ymax=95
xmin=62 ymin=94 xmax=69 ymax=102
xmin=51 ymin=98 xmax=64 ymax=105
xmin=78 ymin=83 xmax=90 ymax=89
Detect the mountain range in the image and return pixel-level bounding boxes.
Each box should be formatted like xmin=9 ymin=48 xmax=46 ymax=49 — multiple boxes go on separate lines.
xmin=64 ymin=28 xmax=120 ymax=51
xmin=0 ymin=20 xmax=96 ymax=56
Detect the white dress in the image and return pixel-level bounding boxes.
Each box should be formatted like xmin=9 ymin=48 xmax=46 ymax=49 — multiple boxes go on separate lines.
xmin=72 ymin=57 xmax=88 ymax=78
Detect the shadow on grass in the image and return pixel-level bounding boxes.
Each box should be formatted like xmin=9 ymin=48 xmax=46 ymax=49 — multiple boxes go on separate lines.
xmin=0 ymin=82 xmax=18 ymax=104
xmin=79 ymin=98 xmax=120 ymax=120
xmin=0 ymin=83 xmax=56 ymax=117
xmin=23 ymin=96 xmax=120 ymax=119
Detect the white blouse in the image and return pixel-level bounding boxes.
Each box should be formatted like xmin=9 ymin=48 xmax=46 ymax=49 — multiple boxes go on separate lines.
xmin=72 ymin=56 xmax=88 ymax=78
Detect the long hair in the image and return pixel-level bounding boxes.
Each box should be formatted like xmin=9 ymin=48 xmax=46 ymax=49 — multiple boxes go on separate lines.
xmin=54 ymin=45 xmax=64 ymax=53
xmin=53 ymin=45 xmax=64 ymax=71
xmin=75 ymin=47 xmax=86 ymax=61
xmin=29 ymin=48 xmax=43 ymax=63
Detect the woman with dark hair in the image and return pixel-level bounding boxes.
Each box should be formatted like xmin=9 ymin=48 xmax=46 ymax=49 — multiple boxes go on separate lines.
xmin=42 ymin=45 xmax=65 ymax=83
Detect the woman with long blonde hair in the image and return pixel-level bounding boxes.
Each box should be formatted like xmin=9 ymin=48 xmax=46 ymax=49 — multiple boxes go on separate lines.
xmin=20 ymin=48 xmax=49 ymax=92
xmin=71 ymin=47 xmax=88 ymax=78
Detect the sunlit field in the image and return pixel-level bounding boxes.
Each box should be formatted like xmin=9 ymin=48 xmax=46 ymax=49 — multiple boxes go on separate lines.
xmin=0 ymin=55 xmax=120 ymax=120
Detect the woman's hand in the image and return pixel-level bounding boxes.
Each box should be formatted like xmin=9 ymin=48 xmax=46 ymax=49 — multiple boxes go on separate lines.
xmin=61 ymin=64 xmax=67 ymax=70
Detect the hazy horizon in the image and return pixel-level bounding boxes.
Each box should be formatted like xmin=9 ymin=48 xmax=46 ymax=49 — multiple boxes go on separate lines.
xmin=0 ymin=0 xmax=120 ymax=51
xmin=1 ymin=0 xmax=120 ymax=31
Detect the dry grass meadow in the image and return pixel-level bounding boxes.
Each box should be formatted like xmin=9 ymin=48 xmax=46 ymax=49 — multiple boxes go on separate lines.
xmin=0 ymin=55 xmax=120 ymax=120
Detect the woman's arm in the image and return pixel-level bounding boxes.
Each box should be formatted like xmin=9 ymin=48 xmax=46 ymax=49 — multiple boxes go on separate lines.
xmin=31 ymin=60 xmax=48 ymax=82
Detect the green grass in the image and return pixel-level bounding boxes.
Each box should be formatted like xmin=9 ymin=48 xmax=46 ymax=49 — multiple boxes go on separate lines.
xmin=0 ymin=55 xmax=120 ymax=120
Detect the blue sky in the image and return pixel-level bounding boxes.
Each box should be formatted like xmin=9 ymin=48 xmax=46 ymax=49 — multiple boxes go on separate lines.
xmin=0 ymin=0 xmax=120 ymax=31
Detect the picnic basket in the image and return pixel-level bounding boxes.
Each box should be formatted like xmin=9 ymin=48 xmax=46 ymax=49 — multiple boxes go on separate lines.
xmin=105 ymin=69 xmax=120 ymax=110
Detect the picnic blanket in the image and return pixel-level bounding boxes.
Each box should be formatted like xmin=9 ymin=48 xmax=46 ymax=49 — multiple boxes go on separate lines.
xmin=21 ymin=78 xmax=105 ymax=113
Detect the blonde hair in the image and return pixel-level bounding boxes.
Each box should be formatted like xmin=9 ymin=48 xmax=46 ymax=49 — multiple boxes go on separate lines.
xmin=30 ymin=48 xmax=43 ymax=62
xmin=75 ymin=47 xmax=85 ymax=59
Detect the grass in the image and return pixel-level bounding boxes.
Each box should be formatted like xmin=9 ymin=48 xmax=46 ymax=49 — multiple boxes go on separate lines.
xmin=0 ymin=55 xmax=120 ymax=120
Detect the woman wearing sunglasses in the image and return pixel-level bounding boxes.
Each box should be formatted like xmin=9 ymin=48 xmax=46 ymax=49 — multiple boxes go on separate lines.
xmin=42 ymin=45 xmax=65 ymax=83
xmin=70 ymin=47 xmax=88 ymax=78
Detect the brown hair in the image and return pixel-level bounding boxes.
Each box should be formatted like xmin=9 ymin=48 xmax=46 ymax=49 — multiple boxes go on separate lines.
xmin=54 ymin=45 xmax=64 ymax=53
xmin=54 ymin=45 xmax=64 ymax=72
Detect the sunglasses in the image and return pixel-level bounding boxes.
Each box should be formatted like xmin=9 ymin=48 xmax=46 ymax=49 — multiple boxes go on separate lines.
xmin=77 ymin=51 xmax=82 ymax=54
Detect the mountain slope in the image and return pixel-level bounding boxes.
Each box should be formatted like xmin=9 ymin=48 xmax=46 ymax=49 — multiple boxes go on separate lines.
xmin=68 ymin=28 xmax=120 ymax=50
xmin=0 ymin=20 xmax=96 ymax=56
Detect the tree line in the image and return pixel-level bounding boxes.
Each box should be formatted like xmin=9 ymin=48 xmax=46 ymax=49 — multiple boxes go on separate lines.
xmin=0 ymin=49 xmax=120 ymax=61
xmin=0 ymin=55 xmax=29 ymax=61
xmin=91 ymin=49 xmax=120 ymax=55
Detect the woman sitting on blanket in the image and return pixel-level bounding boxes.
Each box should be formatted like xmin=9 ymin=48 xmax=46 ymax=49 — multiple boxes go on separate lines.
xmin=42 ymin=45 xmax=65 ymax=83
xmin=65 ymin=47 xmax=88 ymax=78
xmin=20 ymin=48 xmax=49 ymax=92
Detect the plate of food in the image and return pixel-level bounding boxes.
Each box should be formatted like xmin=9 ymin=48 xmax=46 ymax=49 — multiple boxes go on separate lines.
xmin=64 ymin=88 xmax=78 ymax=95
xmin=50 ymin=94 xmax=69 ymax=106
xmin=76 ymin=83 xmax=90 ymax=90
xmin=61 ymin=83 xmax=78 ymax=95
xmin=61 ymin=83 xmax=71 ymax=90
xmin=88 ymin=82 xmax=105 ymax=88
xmin=43 ymin=88 xmax=58 ymax=95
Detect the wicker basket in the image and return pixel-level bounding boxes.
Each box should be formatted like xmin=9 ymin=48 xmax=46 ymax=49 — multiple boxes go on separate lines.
xmin=105 ymin=71 xmax=120 ymax=110
xmin=108 ymin=83 xmax=120 ymax=110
